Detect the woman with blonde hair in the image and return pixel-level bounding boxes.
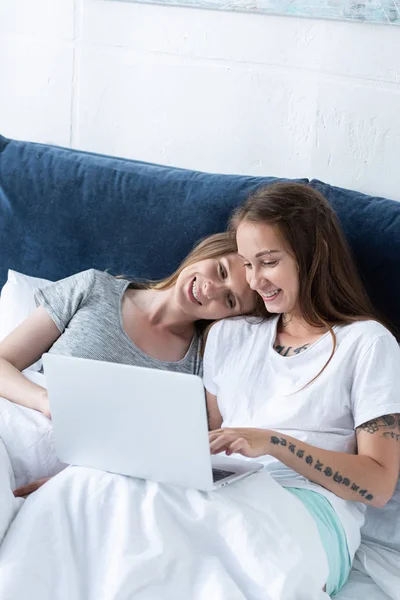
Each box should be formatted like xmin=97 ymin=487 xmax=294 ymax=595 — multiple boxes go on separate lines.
xmin=0 ymin=231 xmax=259 ymax=421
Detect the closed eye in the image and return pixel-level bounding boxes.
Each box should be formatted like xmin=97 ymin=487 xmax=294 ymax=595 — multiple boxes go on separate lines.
xmin=262 ymin=261 xmax=278 ymax=267
xmin=243 ymin=261 xmax=277 ymax=269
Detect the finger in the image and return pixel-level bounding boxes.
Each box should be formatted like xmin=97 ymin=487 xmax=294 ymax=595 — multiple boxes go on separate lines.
xmin=208 ymin=429 xmax=224 ymax=439
xmin=208 ymin=432 xmax=220 ymax=443
xmin=14 ymin=484 xmax=36 ymax=498
xmin=13 ymin=477 xmax=50 ymax=498
xmin=228 ymin=438 xmax=249 ymax=455
xmin=210 ymin=435 xmax=232 ymax=454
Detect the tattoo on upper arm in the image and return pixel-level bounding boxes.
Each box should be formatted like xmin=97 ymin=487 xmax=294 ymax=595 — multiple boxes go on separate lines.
xmin=357 ymin=414 xmax=400 ymax=441
xmin=270 ymin=435 xmax=375 ymax=502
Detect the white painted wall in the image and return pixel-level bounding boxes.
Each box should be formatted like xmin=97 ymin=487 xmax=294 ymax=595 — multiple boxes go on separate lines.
xmin=0 ymin=0 xmax=399 ymax=200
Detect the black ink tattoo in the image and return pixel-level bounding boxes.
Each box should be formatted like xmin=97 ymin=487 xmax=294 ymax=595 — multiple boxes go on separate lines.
xmin=333 ymin=472 xmax=343 ymax=483
xmin=274 ymin=343 xmax=310 ymax=357
xmin=357 ymin=414 xmax=400 ymax=441
xmin=269 ymin=436 xmax=288 ymax=447
xmin=383 ymin=432 xmax=400 ymax=441
xmin=293 ymin=344 xmax=311 ymax=355
xmin=360 ymin=420 xmax=380 ymax=434
xmin=270 ymin=435 xmax=375 ymax=503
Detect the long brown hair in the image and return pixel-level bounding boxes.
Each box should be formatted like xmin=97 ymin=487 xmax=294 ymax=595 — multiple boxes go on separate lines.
xmin=229 ymin=182 xmax=392 ymax=384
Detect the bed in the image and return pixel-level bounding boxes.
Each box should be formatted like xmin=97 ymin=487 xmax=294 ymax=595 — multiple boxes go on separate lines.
xmin=0 ymin=134 xmax=399 ymax=599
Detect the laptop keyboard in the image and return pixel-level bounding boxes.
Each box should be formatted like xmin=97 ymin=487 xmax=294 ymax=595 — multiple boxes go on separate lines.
xmin=212 ymin=468 xmax=235 ymax=483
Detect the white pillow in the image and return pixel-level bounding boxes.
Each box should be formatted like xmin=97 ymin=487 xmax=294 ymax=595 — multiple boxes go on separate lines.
xmin=0 ymin=270 xmax=52 ymax=371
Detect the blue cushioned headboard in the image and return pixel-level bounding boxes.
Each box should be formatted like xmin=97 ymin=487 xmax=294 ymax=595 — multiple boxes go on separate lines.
xmin=1 ymin=135 xmax=400 ymax=334
xmin=310 ymin=180 xmax=400 ymax=337
xmin=0 ymin=135 xmax=306 ymax=288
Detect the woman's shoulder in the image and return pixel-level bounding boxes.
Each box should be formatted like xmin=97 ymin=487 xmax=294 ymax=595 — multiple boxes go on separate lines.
xmin=89 ymin=269 xmax=130 ymax=292
xmin=208 ymin=315 xmax=275 ymax=342
xmin=337 ymin=319 xmax=398 ymax=351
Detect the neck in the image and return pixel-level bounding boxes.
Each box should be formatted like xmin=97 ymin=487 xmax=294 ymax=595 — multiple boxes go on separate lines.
xmin=278 ymin=312 xmax=326 ymax=338
xmin=128 ymin=287 xmax=196 ymax=337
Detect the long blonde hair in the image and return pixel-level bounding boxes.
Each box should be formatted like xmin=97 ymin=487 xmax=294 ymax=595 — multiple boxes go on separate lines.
xmin=123 ymin=232 xmax=266 ymax=327
xmin=149 ymin=233 xmax=239 ymax=291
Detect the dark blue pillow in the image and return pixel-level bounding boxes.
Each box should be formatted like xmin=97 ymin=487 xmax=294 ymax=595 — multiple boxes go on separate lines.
xmin=0 ymin=135 xmax=307 ymax=288
xmin=310 ymin=179 xmax=400 ymax=336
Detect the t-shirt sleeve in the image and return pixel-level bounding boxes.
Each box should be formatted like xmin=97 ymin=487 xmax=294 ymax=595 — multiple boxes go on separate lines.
xmin=352 ymin=332 xmax=400 ymax=428
xmin=34 ymin=269 xmax=96 ymax=333
xmin=202 ymin=322 xmax=222 ymax=396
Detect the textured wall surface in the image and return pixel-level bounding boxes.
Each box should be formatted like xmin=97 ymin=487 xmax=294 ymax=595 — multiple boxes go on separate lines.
xmin=0 ymin=0 xmax=399 ymax=200
xmin=116 ymin=0 xmax=400 ymax=26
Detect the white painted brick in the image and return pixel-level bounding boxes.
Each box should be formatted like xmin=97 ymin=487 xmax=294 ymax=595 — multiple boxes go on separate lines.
xmin=73 ymin=47 xmax=322 ymax=177
xmin=0 ymin=0 xmax=74 ymax=40
xmin=311 ymin=79 xmax=400 ymax=200
xmin=1 ymin=0 xmax=399 ymax=201
xmin=81 ymin=0 xmax=400 ymax=83
xmin=0 ymin=39 xmax=74 ymax=146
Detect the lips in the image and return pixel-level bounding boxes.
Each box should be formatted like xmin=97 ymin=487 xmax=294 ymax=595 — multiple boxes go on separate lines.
xmin=189 ymin=277 xmax=202 ymax=305
xmin=260 ymin=288 xmax=281 ymax=302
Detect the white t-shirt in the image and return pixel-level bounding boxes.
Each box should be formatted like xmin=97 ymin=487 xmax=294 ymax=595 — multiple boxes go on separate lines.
xmin=203 ymin=316 xmax=400 ymax=560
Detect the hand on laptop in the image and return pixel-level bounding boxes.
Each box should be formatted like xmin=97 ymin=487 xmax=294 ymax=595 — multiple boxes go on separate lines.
xmin=13 ymin=476 xmax=52 ymax=498
xmin=209 ymin=428 xmax=270 ymax=458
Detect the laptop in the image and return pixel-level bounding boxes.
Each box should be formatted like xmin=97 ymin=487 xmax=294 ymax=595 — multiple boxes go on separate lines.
xmin=43 ymin=354 xmax=263 ymax=491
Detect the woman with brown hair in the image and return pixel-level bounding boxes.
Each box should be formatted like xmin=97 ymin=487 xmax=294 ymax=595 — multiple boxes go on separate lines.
xmin=206 ymin=183 xmax=400 ymax=595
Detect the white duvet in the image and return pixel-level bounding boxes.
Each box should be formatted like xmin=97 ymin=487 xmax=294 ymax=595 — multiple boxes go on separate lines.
xmin=0 ymin=373 xmax=398 ymax=600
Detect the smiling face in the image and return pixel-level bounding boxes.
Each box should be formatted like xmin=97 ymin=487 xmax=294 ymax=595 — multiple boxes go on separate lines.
xmin=174 ymin=252 xmax=256 ymax=321
xmin=236 ymin=221 xmax=300 ymax=316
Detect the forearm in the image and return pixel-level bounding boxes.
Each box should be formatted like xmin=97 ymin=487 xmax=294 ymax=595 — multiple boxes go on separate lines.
xmin=267 ymin=432 xmax=392 ymax=508
xmin=0 ymin=357 xmax=47 ymax=412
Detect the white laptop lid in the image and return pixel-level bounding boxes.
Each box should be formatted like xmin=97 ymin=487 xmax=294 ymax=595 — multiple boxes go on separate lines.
xmin=43 ymin=354 xmax=215 ymax=489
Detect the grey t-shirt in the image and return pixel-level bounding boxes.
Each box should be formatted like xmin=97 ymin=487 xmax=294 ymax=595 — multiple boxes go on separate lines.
xmin=34 ymin=269 xmax=203 ymax=375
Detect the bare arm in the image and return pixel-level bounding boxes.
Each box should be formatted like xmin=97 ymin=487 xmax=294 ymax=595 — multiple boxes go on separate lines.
xmin=209 ymin=414 xmax=400 ymax=509
xmin=206 ymin=390 xmax=223 ymax=431
xmin=0 ymin=306 xmax=61 ymax=415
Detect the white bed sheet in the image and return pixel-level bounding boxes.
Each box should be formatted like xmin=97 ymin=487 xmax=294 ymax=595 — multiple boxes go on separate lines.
xmin=0 ymin=373 xmax=398 ymax=599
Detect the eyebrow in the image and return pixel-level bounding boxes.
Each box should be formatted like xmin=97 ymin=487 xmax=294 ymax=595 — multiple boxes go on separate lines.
xmin=237 ymin=250 xmax=280 ymax=259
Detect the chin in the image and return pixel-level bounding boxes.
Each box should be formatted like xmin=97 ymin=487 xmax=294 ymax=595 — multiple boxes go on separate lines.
xmin=264 ymin=303 xmax=284 ymax=314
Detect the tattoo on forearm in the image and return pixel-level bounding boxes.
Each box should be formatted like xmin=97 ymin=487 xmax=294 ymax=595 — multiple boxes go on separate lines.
xmin=270 ymin=435 xmax=374 ymax=502
xmin=274 ymin=344 xmax=310 ymax=357
xmin=357 ymin=414 xmax=400 ymax=441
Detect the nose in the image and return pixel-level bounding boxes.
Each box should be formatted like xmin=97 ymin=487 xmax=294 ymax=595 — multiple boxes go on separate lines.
xmin=203 ymin=279 xmax=223 ymax=300
xmin=248 ymin=268 xmax=265 ymax=291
